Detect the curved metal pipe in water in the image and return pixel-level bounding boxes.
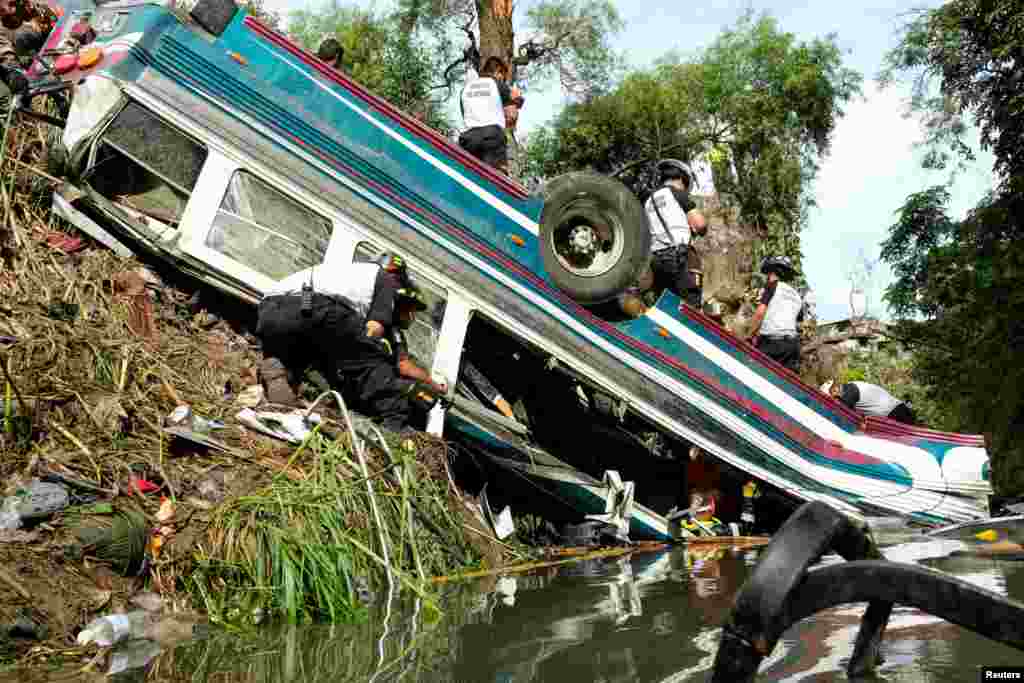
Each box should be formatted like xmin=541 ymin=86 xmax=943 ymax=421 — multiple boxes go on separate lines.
xmin=711 ymin=501 xmax=1024 ymax=682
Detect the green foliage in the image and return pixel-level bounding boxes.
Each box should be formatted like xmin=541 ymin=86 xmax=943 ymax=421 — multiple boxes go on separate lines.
xmin=189 ymin=434 xmax=480 ymax=622
xmin=396 ymin=0 xmax=624 ymax=100
xmin=523 ymin=12 xmax=862 ymax=270
xmin=841 ymin=351 xmax=948 ymax=433
xmin=520 ymin=0 xmax=625 ymax=96
xmin=288 ymin=2 xmax=455 ymax=134
xmin=880 ymin=0 xmax=1024 ymax=180
xmin=881 ymin=0 xmax=1024 ymax=496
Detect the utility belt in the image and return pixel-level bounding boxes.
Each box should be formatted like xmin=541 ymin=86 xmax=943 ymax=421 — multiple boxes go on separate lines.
xmin=760 ymin=333 xmax=798 ymax=341
xmin=261 ymin=290 xmax=358 ymax=318
xmin=653 ymin=244 xmax=703 ymax=288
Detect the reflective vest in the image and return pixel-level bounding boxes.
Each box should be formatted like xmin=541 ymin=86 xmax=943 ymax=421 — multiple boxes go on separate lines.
xmin=761 ymin=281 xmax=803 ymax=337
xmin=461 ymin=76 xmax=505 ymax=130
xmin=644 ymin=186 xmax=691 ymax=252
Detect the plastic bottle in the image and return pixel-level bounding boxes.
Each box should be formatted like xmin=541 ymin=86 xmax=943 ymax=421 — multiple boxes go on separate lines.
xmin=77 ymin=611 xmax=149 ymax=647
xmin=0 ymin=496 xmax=22 ymax=530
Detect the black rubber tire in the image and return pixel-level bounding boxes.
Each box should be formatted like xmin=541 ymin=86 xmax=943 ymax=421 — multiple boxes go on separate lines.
xmin=190 ymin=0 xmax=239 ymax=36
xmin=539 ymin=172 xmax=651 ymax=305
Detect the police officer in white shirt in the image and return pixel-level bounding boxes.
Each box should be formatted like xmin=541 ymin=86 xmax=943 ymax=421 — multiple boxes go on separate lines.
xmin=822 ymin=380 xmax=918 ymax=425
xmin=644 ymin=159 xmax=709 ymax=308
xmin=256 ymin=254 xmax=445 ymax=430
xmin=459 ymin=56 xmax=514 ymax=171
xmin=746 ymin=256 xmax=805 ymax=372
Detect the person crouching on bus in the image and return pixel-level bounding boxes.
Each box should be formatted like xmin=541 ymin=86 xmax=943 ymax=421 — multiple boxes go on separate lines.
xmin=256 ymin=254 xmax=446 ymax=431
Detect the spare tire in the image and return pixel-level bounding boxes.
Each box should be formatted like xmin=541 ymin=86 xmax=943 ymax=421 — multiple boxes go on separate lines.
xmin=539 ymin=172 xmax=651 ymax=305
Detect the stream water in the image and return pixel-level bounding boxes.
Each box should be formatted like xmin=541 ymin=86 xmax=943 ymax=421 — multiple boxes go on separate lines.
xmin=14 ymin=539 xmax=1024 ymax=682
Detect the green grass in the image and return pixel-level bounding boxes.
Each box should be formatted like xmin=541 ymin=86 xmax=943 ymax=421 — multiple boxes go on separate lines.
xmin=188 ymin=431 xmax=481 ymax=623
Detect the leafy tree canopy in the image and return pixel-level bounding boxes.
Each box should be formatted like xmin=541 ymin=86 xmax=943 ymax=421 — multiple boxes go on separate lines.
xmin=524 ymin=13 xmax=862 ymax=267
xmin=396 ymin=0 xmax=624 ymax=99
xmin=289 ymin=2 xmax=458 ymax=133
xmin=880 ymin=0 xmax=1024 ymax=496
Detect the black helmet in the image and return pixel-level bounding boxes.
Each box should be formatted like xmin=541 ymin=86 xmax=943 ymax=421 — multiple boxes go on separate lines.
xmin=760 ymin=255 xmax=796 ymax=276
xmin=656 ymin=158 xmax=695 ymax=186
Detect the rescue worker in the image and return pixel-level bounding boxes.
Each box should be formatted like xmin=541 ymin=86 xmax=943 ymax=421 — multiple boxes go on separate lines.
xmin=746 ymin=256 xmax=804 ymax=373
xmin=459 ymin=56 xmax=513 ymax=172
xmin=256 ymin=254 xmax=446 ymax=431
xmin=822 ymin=379 xmax=918 ymax=425
xmin=644 ymin=159 xmax=709 ymax=309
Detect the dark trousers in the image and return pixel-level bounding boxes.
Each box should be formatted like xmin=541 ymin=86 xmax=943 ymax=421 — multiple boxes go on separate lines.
xmin=256 ymin=295 xmax=416 ymax=431
xmin=758 ymin=335 xmax=800 ymax=373
xmin=459 ymin=124 xmax=508 ymax=169
xmin=335 ymin=336 xmax=419 ymax=431
xmin=651 ymin=247 xmax=702 ymax=309
xmin=888 ymin=403 xmax=918 ymax=426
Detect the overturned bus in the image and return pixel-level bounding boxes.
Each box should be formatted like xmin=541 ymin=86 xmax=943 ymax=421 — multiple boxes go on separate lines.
xmin=33 ymin=0 xmax=992 ymax=540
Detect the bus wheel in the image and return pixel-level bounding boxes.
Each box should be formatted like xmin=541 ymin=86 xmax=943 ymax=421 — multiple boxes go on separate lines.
xmin=540 ymin=172 xmax=651 ymax=305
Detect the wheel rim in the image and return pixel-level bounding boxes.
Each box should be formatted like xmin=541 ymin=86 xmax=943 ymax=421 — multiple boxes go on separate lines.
xmin=548 ymin=200 xmax=626 ymax=279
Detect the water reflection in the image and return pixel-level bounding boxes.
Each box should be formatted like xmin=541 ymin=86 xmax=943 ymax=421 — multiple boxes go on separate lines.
xmin=88 ymin=542 xmax=1024 ymax=682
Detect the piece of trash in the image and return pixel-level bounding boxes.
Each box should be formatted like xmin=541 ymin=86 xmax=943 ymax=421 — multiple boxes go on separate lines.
xmin=107 ymin=638 xmax=162 ymax=676
xmin=496 ymin=576 xmax=517 ymax=607
xmin=46 ymin=302 xmax=79 ymax=322
xmin=44 ymin=231 xmax=85 ymax=253
xmin=235 ymin=385 xmax=264 ymax=408
xmin=0 ymin=497 xmax=22 ymax=531
xmin=113 ymin=271 xmax=158 ymax=339
xmin=13 ymin=479 xmax=70 ymax=522
xmin=236 ymin=408 xmax=321 ymax=444
xmin=163 ymin=426 xmax=233 ymax=454
xmin=129 ymin=591 xmax=164 ymax=613
xmin=73 ymin=508 xmax=148 ymax=575
xmin=165 ymin=405 xmax=224 ymax=434
xmin=128 ymin=477 xmax=160 ymax=495
xmin=492 ymin=506 xmax=514 ymax=540
xmin=148 ymin=533 xmax=164 ymax=560
xmin=156 ymin=498 xmax=175 ymax=523
xmin=77 ymin=611 xmax=149 ymax=647
xmin=223 ymin=380 xmax=235 ymax=401
xmin=0 ymin=335 xmax=18 ymax=345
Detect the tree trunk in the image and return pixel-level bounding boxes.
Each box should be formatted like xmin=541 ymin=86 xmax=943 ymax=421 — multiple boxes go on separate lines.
xmin=475 ymin=0 xmax=515 ymax=73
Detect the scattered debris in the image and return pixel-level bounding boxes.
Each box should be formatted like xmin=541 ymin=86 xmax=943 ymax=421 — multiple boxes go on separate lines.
xmin=235 ymin=384 xmax=264 ymax=408
xmin=77 ymin=610 xmax=149 ymax=647
xmin=113 ymin=270 xmax=158 ymax=340
xmin=235 ymin=408 xmax=321 ymax=444
xmin=129 ymin=591 xmax=164 ymax=613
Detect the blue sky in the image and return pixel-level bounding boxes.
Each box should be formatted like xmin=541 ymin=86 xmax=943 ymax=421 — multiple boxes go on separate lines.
xmin=264 ymin=0 xmax=997 ymax=323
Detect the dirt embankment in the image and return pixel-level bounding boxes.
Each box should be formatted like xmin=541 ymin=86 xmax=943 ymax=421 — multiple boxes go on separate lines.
xmin=0 ymin=120 xmax=499 ymax=666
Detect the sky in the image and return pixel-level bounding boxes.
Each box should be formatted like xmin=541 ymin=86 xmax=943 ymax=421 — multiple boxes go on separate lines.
xmin=262 ymin=0 xmax=997 ymax=323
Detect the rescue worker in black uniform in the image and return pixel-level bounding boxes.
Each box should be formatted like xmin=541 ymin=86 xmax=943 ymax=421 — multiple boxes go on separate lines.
xmin=643 ymin=159 xmax=709 ymax=309
xmin=746 ymin=256 xmax=805 ymax=373
xmin=256 ymin=254 xmax=446 ymax=431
